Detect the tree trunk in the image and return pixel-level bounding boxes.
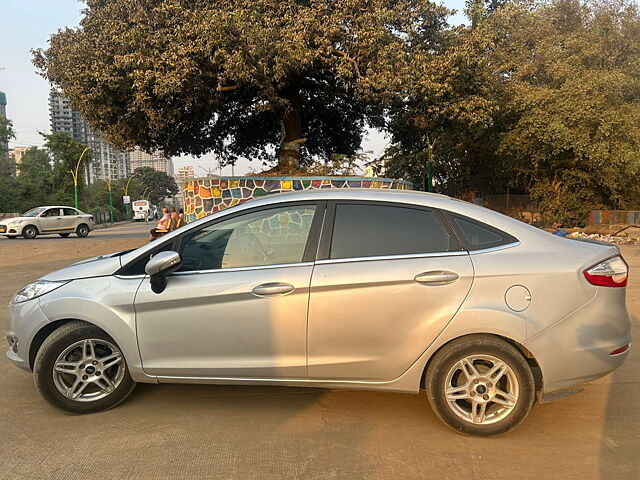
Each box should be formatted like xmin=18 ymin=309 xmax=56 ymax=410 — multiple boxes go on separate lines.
xmin=278 ymin=87 xmax=303 ymax=170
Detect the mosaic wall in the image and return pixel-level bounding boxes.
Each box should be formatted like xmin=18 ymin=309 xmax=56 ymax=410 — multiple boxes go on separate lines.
xmin=182 ymin=176 xmax=413 ymax=223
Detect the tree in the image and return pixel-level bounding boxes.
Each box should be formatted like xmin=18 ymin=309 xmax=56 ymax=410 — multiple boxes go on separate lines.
xmin=485 ymin=0 xmax=640 ymax=224
xmin=382 ymin=22 xmax=505 ymax=195
xmin=34 ymin=0 xmax=452 ymax=171
xmin=15 ymin=147 xmax=56 ymax=209
xmin=42 ymin=132 xmax=92 ymax=206
xmin=0 ymin=116 xmax=15 ymax=177
xmin=132 ymin=167 xmax=178 ymax=205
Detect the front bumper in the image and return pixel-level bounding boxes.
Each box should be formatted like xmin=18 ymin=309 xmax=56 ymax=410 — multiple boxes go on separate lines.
xmin=5 ymin=298 xmax=51 ymax=372
xmin=524 ymin=287 xmax=632 ymax=394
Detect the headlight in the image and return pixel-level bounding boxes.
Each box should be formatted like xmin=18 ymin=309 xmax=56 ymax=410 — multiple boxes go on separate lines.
xmin=11 ymin=280 xmax=68 ymax=304
xmin=8 ymin=222 xmax=22 ymax=227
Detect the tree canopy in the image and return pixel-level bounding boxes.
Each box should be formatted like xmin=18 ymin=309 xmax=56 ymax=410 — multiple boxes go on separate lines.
xmin=34 ymin=0 xmax=452 ymax=170
xmin=132 ymin=166 xmax=178 ymax=205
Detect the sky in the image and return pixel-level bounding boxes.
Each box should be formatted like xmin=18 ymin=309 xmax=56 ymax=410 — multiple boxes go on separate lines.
xmin=0 ymin=0 xmax=467 ymax=176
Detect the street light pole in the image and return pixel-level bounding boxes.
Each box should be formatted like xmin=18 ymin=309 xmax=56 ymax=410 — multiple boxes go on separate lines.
xmin=123 ymin=174 xmax=136 ymax=220
xmin=69 ymin=146 xmax=91 ymax=209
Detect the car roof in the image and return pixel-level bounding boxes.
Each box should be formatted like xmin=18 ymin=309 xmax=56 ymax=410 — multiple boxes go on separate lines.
xmin=35 ymin=206 xmax=80 ymax=209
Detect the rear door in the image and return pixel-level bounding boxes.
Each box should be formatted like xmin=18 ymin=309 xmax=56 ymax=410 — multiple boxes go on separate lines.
xmin=308 ymin=202 xmax=474 ymax=381
xmin=38 ymin=208 xmax=64 ymax=233
xmin=62 ymin=208 xmax=81 ymax=231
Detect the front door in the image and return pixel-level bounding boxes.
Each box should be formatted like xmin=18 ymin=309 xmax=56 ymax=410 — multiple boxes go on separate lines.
xmin=134 ymin=203 xmax=322 ymax=379
xmin=38 ymin=208 xmax=64 ymax=233
xmin=308 ymin=202 xmax=474 ymax=381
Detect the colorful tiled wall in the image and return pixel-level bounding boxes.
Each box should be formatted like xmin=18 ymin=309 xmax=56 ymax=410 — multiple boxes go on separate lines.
xmin=182 ymin=176 xmax=413 ymax=222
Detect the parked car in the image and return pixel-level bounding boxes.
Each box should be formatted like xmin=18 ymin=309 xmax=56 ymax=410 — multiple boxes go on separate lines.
xmin=0 ymin=206 xmax=95 ymax=239
xmin=5 ymin=190 xmax=631 ymax=435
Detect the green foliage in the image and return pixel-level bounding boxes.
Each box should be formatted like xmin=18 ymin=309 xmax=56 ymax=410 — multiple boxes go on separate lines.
xmin=132 ymin=167 xmax=178 ymax=205
xmin=34 ymin=0 xmax=452 ymax=170
xmin=385 ymin=0 xmax=640 ymax=225
xmin=0 ymin=116 xmax=15 ymax=177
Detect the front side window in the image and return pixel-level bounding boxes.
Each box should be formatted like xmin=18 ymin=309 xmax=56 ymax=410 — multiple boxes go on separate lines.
xmin=329 ymin=204 xmax=455 ymax=260
xmin=179 ymin=205 xmax=317 ymax=271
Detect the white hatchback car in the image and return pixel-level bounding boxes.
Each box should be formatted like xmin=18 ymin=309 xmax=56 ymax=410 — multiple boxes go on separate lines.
xmin=0 ymin=206 xmax=95 ymax=239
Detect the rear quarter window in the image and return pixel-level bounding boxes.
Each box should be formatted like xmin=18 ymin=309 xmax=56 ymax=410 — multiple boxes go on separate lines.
xmin=443 ymin=212 xmax=518 ymax=251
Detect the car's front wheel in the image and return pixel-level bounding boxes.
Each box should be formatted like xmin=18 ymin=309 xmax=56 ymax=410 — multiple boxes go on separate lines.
xmin=76 ymin=224 xmax=90 ymax=238
xmin=22 ymin=225 xmax=37 ymax=239
xmin=425 ymin=334 xmax=535 ymax=436
xmin=34 ymin=321 xmax=136 ymax=414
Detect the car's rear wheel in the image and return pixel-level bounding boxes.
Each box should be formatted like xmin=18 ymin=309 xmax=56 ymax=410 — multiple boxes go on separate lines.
xmin=76 ymin=224 xmax=89 ymax=238
xmin=34 ymin=321 xmax=136 ymax=414
xmin=425 ymin=335 xmax=535 ymax=436
xmin=59 ymin=233 xmax=71 ymax=238
xmin=22 ymin=225 xmax=37 ymax=239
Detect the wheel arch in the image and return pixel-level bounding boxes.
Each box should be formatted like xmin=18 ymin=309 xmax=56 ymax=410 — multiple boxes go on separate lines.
xmin=419 ymin=333 xmax=543 ymax=394
xmin=23 ymin=223 xmax=40 ymax=235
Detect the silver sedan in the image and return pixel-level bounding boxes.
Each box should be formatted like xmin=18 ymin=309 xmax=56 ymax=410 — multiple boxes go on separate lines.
xmin=5 ymin=189 xmax=631 ymax=436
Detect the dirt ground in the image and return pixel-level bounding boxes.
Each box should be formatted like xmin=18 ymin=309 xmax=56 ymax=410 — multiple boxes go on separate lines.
xmin=0 ymin=223 xmax=638 ymax=479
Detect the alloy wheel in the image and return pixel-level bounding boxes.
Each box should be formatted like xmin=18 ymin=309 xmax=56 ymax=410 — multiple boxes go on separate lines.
xmin=444 ymin=354 xmax=519 ymax=425
xmin=52 ymin=339 xmax=125 ymax=402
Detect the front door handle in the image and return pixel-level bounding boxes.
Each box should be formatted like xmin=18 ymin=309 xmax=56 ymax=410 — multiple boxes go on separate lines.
xmin=252 ymin=282 xmax=295 ymax=297
xmin=414 ymin=271 xmax=459 ymax=286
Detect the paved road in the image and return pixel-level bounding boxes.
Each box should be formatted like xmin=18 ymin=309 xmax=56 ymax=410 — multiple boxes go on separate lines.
xmin=0 ymin=221 xmax=151 ymax=242
xmin=0 ymin=227 xmax=638 ymax=479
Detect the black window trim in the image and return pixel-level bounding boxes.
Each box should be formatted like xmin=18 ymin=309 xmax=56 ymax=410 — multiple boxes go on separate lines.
xmin=116 ymin=200 xmax=326 ymax=276
xmin=440 ymin=210 xmax=519 ymax=252
xmin=316 ymin=200 xmax=464 ymax=263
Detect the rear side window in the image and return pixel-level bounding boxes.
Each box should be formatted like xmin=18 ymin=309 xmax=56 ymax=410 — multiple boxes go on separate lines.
xmin=444 ymin=212 xmax=518 ymax=251
xmin=63 ymin=208 xmax=78 ymax=216
xmin=329 ymin=204 xmax=456 ymax=260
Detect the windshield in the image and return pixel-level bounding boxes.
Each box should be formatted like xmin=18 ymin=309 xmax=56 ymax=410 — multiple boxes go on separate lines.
xmin=22 ymin=207 xmax=47 ymax=217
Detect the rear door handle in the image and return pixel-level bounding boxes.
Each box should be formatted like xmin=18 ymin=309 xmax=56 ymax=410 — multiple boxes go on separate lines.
xmin=252 ymin=282 xmax=295 ymax=297
xmin=414 ymin=271 xmax=459 ymax=286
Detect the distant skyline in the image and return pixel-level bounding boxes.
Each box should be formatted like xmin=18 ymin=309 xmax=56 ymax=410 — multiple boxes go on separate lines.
xmin=0 ymin=0 xmax=467 ymax=176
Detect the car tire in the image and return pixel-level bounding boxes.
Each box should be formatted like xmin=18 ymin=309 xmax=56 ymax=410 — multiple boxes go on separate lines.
xmin=34 ymin=321 xmax=136 ymax=414
xmin=22 ymin=225 xmax=38 ymax=239
xmin=425 ymin=334 xmax=535 ymax=437
xmin=59 ymin=233 xmax=71 ymax=238
xmin=76 ymin=224 xmax=90 ymax=238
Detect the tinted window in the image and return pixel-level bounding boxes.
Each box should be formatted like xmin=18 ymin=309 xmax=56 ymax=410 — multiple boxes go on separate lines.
xmin=179 ymin=205 xmax=317 ymax=271
xmin=329 ymin=204 xmax=454 ymax=260
xmin=444 ymin=212 xmax=518 ymax=250
xmin=63 ymin=208 xmax=78 ymax=216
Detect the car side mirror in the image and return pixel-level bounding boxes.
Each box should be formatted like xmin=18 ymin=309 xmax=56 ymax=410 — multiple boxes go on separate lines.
xmin=145 ymin=251 xmax=182 ymax=294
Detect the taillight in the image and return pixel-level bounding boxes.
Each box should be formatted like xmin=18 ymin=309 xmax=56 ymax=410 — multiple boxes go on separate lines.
xmin=583 ymin=256 xmax=628 ymax=287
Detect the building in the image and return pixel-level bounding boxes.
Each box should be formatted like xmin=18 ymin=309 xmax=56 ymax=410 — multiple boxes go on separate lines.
xmin=363 ymin=158 xmax=386 ymax=177
xmin=87 ymin=130 xmax=129 ymax=183
xmin=48 ymin=90 xmax=129 ymax=183
xmin=129 ymin=146 xmax=174 ymax=176
xmin=175 ymin=165 xmax=194 ymax=184
xmin=9 ymin=146 xmax=29 ymax=176
xmin=48 ymin=91 xmax=87 ymax=144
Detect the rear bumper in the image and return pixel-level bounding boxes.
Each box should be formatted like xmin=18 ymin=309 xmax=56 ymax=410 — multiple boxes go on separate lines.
xmin=524 ymin=287 xmax=631 ymax=395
